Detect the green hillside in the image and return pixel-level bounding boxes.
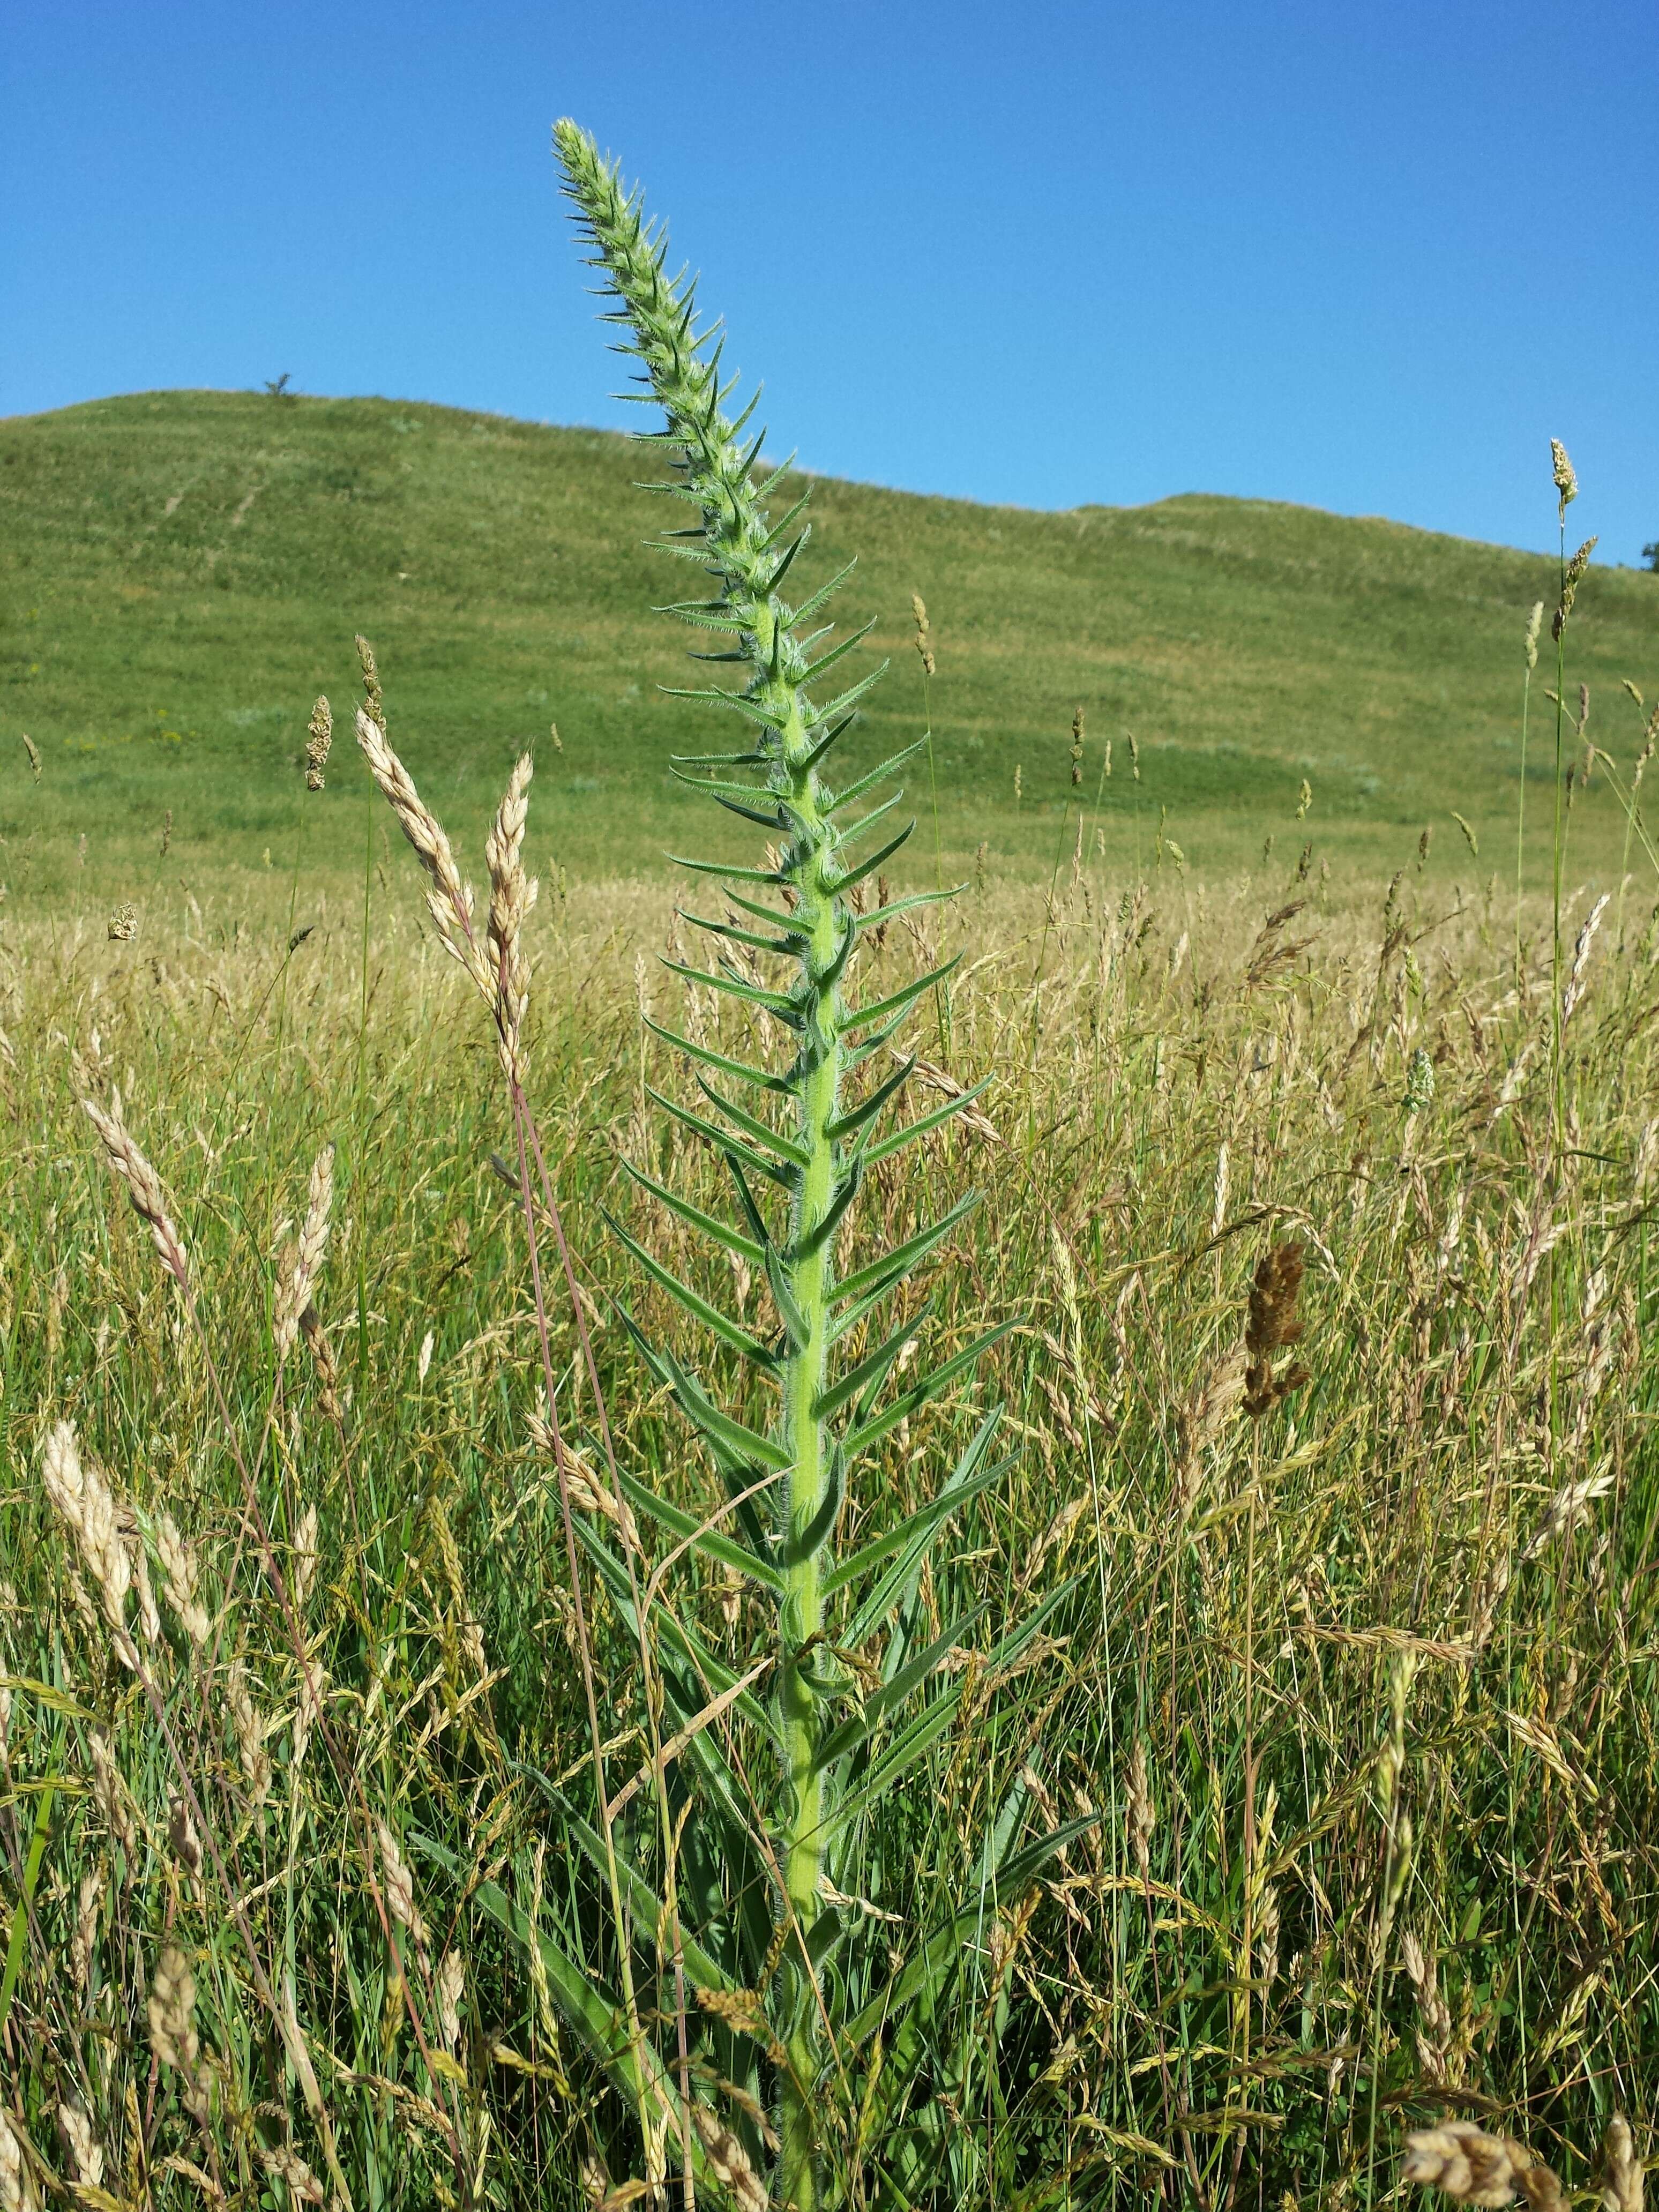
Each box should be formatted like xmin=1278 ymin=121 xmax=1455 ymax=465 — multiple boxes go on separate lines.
xmin=3 ymin=388 xmax=1656 ymax=900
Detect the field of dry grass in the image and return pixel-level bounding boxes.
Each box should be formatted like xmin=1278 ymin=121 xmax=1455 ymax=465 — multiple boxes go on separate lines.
xmin=3 ymin=825 xmax=1656 ymax=2206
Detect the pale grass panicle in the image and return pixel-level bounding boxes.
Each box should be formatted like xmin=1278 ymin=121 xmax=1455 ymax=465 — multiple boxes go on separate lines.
xmin=41 ymin=1420 xmax=134 ymax=1662
xmin=1403 ymin=2121 xmax=1566 ymax=2210
xmin=0 ymin=2108 xmax=36 ymax=2212
xmin=155 ymin=1508 xmax=210 ymax=1648
xmin=304 ymin=693 xmax=333 ymax=789
xmin=484 ymin=749 xmax=538 ymax=1080
xmin=354 ymin=700 xmax=491 ymax=999
xmin=275 ymin=1142 xmax=335 ymax=1360
xmin=377 ymin=1819 xmax=427 ymax=1947
xmin=143 ymin=1947 xmax=196 ymax=2068
xmin=56 ymin=2102 xmax=102 ymax=2190
xmin=81 ymin=1089 xmax=188 ymax=1288
xmin=1598 ymin=2116 xmax=1642 ymax=2212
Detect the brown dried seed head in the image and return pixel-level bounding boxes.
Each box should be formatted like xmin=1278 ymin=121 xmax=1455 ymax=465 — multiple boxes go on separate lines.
xmin=1525 ymin=601 xmax=1544 ymax=669
xmin=1243 ymin=1240 xmax=1309 ymax=1416
xmin=21 ymin=732 xmax=42 ymax=780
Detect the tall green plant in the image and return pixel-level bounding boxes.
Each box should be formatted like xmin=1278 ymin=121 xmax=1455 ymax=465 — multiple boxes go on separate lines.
xmin=524 ymin=122 xmax=1083 ymax=2208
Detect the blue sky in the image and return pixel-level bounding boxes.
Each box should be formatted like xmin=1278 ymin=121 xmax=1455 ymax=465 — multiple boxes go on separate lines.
xmin=6 ymin=1 xmax=1656 ymax=564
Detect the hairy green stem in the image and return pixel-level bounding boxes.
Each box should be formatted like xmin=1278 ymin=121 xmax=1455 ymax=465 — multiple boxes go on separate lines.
xmin=556 ymin=122 xmax=864 ymax=2208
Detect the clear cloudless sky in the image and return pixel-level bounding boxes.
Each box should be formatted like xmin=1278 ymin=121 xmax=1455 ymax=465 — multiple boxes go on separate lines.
xmin=5 ymin=1 xmax=1656 ymax=563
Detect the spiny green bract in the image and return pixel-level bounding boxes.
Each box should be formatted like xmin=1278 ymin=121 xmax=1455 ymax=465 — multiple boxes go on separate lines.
xmin=544 ymin=119 xmax=1079 ymax=2210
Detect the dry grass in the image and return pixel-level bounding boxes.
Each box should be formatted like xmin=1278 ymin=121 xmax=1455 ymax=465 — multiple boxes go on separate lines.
xmin=1 ymin=834 xmax=1657 ymax=2207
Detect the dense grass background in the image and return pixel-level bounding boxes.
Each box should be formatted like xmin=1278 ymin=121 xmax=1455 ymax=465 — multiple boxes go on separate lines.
xmin=3 ymin=388 xmax=1658 ymax=2208
xmin=3 ymin=389 xmax=1657 ymax=907
xmin=3 ymin=864 xmax=1657 ymax=2209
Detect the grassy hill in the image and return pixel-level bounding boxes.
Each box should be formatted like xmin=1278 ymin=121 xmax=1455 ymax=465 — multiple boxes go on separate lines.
xmin=3 ymin=388 xmax=1656 ymax=903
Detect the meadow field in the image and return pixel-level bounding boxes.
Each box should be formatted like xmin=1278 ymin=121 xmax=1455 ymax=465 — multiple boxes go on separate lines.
xmin=3 ymin=134 xmax=1659 ymax=2212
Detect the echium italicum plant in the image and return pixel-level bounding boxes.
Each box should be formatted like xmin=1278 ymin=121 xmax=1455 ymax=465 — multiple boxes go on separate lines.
xmin=544 ymin=122 xmax=1086 ymax=2208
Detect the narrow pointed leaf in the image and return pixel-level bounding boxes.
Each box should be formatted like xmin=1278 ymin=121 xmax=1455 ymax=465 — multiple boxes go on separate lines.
xmin=812 ymin=1300 xmax=931 ymax=1426
xmin=664 ymin=851 xmax=786 ymax=885
xmin=812 ymin=1606 xmax=988 ymax=1774
xmin=864 ymin=1078 xmax=994 ymax=1165
xmin=789 ymin=1156 xmax=863 ymax=1262
xmin=662 ymin=959 xmax=799 ymax=1018
xmin=695 ymin=1076 xmax=811 ymax=1167
xmin=799 ymin=617 xmax=878 ymax=686
xmin=614 ymin=1467 xmax=786 ymax=1594
xmin=790 ymin=557 xmax=858 ymax=625
xmin=765 ymin=1243 xmax=812 ymax=1350
xmin=830 ymin=1461 xmax=1008 ymax=1621
xmin=646 ymin=1084 xmax=798 ymax=1190
xmin=839 ymin=955 xmax=963 ymax=1038
xmin=832 ymin=819 xmax=915 ymax=895
xmin=824 ymin=1057 xmax=914 ymax=1145
xmin=621 ymin=1157 xmax=765 ymax=1266
xmin=806 ymin=662 xmax=888 ymax=729
xmin=643 ymin=1016 xmax=793 ymax=1096
xmin=602 ymin=1209 xmax=775 ymax=1368
xmin=826 ymin=740 xmax=929 ymax=817
xmin=833 ymin=1191 xmax=981 ymax=1309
